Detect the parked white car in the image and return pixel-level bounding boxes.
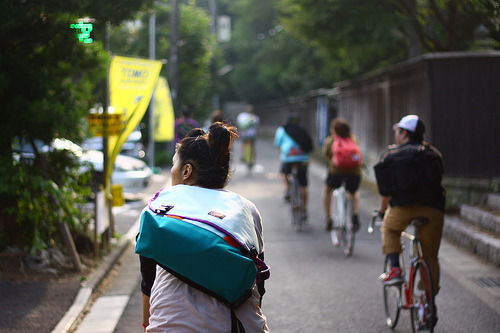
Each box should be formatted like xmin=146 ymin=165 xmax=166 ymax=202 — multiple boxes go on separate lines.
xmin=82 ymin=130 xmax=146 ymax=160
xmin=15 ymin=138 xmax=153 ymax=194
xmin=80 ymin=149 xmax=153 ymax=194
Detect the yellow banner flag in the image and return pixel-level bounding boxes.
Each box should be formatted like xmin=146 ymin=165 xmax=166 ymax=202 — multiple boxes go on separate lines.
xmin=154 ymin=77 xmax=175 ymax=142
xmin=108 ymin=55 xmax=162 ymax=182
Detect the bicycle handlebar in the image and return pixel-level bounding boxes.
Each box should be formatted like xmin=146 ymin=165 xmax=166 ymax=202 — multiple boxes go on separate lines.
xmin=368 ymin=210 xmax=384 ymax=234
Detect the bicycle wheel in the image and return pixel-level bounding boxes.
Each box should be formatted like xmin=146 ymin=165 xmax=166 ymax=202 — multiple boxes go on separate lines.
xmin=342 ymin=197 xmax=355 ymax=256
xmin=410 ymin=259 xmax=436 ymax=333
xmin=383 ymin=256 xmax=401 ymax=328
xmin=290 ymin=176 xmax=303 ymax=231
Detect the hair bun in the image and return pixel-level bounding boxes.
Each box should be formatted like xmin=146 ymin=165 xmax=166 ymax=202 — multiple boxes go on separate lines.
xmin=185 ymin=128 xmax=205 ymax=138
xmin=208 ymin=122 xmax=237 ymax=151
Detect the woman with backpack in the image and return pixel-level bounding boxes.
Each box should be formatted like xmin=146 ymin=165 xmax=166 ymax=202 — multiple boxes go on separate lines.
xmin=322 ymin=118 xmax=362 ymax=234
xmin=138 ymin=122 xmax=269 ymax=332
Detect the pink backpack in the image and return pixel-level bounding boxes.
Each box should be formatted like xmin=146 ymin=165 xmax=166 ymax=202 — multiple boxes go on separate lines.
xmin=332 ymin=136 xmax=362 ymax=169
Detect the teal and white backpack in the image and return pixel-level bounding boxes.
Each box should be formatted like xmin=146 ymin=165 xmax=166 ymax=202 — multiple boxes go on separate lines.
xmin=135 ymin=185 xmax=270 ymax=308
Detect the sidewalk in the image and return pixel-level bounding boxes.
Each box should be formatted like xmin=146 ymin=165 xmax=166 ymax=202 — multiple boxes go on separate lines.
xmin=1 ymin=152 xmax=499 ymax=333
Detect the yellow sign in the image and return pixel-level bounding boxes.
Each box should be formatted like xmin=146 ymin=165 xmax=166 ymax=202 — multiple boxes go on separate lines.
xmin=111 ymin=184 xmax=124 ymax=207
xmin=87 ymin=113 xmax=123 ymax=136
xmin=154 ymin=77 xmax=175 ymax=142
xmin=107 ymin=55 xmax=162 ymax=187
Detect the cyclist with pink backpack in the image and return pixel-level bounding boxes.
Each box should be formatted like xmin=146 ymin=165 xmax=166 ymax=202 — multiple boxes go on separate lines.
xmin=322 ymin=118 xmax=362 ymax=232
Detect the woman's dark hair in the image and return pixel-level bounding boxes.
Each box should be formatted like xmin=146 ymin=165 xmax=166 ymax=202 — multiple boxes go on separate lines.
xmin=176 ymin=122 xmax=238 ymax=189
xmin=332 ymin=118 xmax=351 ymax=138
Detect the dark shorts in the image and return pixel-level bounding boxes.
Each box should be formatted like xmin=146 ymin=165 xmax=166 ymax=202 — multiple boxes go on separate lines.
xmin=325 ymin=173 xmax=361 ymax=194
xmin=281 ymin=161 xmax=308 ymax=187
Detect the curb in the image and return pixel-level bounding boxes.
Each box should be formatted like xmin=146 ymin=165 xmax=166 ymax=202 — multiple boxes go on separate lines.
xmin=51 ymin=218 xmax=140 ymax=333
xmin=443 ymin=215 xmax=500 ymax=266
xmin=460 ymin=204 xmax=500 ymax=234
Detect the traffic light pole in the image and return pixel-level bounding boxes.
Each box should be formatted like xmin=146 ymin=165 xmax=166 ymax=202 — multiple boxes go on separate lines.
xmin=149 ymin=12 xmax=156 ymax=169
xmin=103 ymin=21 xmax=114 ymax=242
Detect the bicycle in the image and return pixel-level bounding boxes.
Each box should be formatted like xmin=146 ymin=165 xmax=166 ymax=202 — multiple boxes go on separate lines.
xmin=288 ymin=165 xmax=305 ymax=232
xmin=373 ymin=213 xmax=437 ymax=332
xmin=242 ymin=139 xmax=255 ymax=171
xmin=330 ymin=185 xmax=355 ymax=256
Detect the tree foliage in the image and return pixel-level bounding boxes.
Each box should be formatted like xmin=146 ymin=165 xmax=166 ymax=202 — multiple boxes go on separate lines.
xmin=217 ymin=0 xmax=334 ymax=102
xmin=0 ymin=0 xmax=151 ymax=251
xmin=0 ymin=0 xmax=153 ymax=152
xmin=278 ymin=0 xmax=500 ymax=80
xmin=387 ymin=0 xmax=499 ymax=51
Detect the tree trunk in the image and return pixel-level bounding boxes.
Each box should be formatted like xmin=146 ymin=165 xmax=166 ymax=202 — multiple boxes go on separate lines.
xmin=0 ymin=137 xmax=18 ymax=249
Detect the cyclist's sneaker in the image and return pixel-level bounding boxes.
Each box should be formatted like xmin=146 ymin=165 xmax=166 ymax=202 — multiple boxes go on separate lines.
xmin=352 ymin=214 xmax=360 ymax=233
xmin=379 ymin=267 xmax=403 ymax=285
xmin=325 ymin=217 xmax=333 ymax=231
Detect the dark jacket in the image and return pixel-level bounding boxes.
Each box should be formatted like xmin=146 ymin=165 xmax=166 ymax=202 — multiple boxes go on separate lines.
xmin=374 ymin=142 xmax=446 ymax=211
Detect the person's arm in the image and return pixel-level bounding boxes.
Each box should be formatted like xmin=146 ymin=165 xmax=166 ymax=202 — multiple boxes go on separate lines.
xmin=379 ymin=196 xmax=390 ymax=215
xmin=376 ymin=147 xmax=391 ymax=215
xmin=273 ymin=127 xmax=282 ymax=147
xmin=142 ymin=293 xmax=150 ymax=330
xmin=322 ymin=136 xmax=333 ymax=161
xmin=139 ymin=255 xmax=157 ymax=329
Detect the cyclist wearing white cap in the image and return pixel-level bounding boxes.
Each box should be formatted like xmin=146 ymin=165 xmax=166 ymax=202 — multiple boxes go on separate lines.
xmin=374 ymin=115 xmax=445 ymax=296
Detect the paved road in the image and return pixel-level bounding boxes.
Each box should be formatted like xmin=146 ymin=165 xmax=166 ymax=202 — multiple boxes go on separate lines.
xmin=75 ymin=138 xmax=500 ymax=332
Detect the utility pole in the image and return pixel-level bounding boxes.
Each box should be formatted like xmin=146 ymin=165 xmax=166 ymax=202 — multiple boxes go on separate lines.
xmin=169 ymin=0 xmax=180 ymax=112
xmin=103 ymin=20 xmax=114 ymax=241
xmin=149 ymin=12 xmax=156 ymax=169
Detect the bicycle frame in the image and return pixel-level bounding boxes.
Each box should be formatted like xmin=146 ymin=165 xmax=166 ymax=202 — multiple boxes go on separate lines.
xmin=399 ymin=227 xmax=424 ymax=310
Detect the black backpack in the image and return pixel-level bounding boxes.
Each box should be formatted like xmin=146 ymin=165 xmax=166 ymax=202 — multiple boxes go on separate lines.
xmin=374 ymin=143 xmax=444 ymax=206
xmin=284 ymin=123 xmax=313 ymax=153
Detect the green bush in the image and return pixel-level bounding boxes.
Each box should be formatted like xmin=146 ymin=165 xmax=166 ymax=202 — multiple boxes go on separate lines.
xmin=1 ymin=151 xmax=93 ymax=254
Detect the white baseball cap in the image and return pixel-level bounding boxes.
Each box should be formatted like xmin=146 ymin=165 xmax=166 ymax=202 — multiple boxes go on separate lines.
xmin=393 ymin=115 xmax=425 ymax=134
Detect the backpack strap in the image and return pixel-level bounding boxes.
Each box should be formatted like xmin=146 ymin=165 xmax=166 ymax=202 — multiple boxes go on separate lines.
xmin=231 ymin=308 xmax=246 ymax=333
xmin=231 ymin=308 xmax=245 ymax=333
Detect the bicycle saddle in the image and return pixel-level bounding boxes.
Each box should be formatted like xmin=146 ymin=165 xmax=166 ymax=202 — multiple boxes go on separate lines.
xmin=409 ymin=217 xmax=429 ymax=228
